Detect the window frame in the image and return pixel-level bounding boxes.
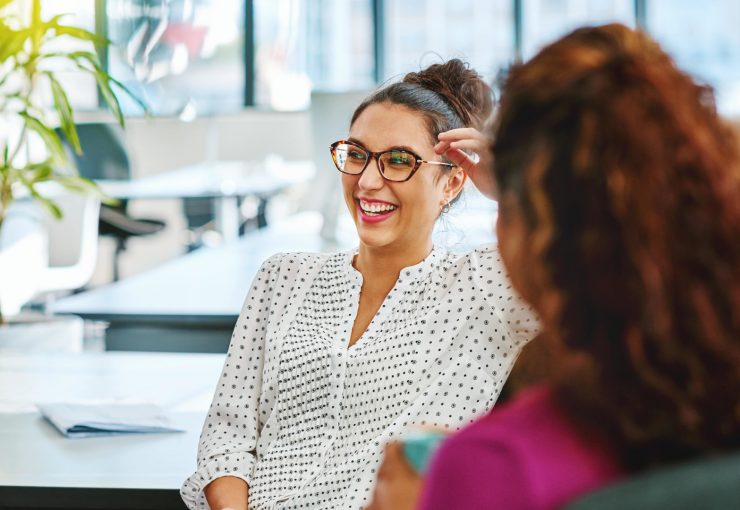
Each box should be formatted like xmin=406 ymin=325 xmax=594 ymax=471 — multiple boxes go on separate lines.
xmin=89 ymin=1 xmax=675 ymax=112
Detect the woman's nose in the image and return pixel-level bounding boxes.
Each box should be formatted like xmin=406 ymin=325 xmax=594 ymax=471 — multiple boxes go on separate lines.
xmin=357 ymin=157 xmax=384 ymax=189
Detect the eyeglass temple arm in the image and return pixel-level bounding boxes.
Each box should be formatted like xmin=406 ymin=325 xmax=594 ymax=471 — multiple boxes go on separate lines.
xmin=421 ymin=160 xmax=456 ymax=168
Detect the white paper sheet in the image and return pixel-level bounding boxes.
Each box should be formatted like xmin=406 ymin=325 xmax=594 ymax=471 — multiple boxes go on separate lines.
xmin=37 ymin=402 xmax=185 ymax=438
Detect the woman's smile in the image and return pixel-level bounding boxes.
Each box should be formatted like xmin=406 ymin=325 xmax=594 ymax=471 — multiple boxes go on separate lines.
xmin=357 ymin=197 xmax=399 ymax=223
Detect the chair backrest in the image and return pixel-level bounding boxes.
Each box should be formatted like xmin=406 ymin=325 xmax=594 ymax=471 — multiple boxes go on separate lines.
xmin=60 ymin=123 xmax=131 ymax=181
xmin=0 ymin=201 xmax=48 ymax=315
xmin=566 ymin=451 xmax=740 ymax=510
xmin=38 ymin=193 xmax=100 ymax=294
xmin=308 ymin=90 xmax=370 ymax=242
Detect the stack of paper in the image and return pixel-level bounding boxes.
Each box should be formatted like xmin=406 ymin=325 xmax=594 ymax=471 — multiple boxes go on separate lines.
xmin=37 ymin=402 xmax=185 ymax=438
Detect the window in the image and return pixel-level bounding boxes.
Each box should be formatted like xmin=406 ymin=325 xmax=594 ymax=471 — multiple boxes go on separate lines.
xmin=384 ymin=0 xmax=514 ymax=87
xmin=521 ymin=0 xmax=634 ymax=60
xmin=37 ymin=1 xmax=740 ymax=116
xmin=106 ymin=0 xmax=245 ymax=116
xmin=254 ymin=0 xmax=374 ymax=110
xmin=647 ymin=0 xmax=740 ymax=115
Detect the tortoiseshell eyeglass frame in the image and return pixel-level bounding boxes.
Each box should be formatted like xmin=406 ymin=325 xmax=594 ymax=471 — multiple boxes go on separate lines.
xmin=329 ymin=140 xmax=456 ymax=182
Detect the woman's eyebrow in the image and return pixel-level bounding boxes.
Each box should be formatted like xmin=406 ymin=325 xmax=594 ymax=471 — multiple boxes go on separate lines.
xmin=346 ymin=137 xmax=419 ymax=154
xmin=347 ymin=136 xmax=366 ymax=147
xmin=390 ymin=145 xmax=418 ymax=153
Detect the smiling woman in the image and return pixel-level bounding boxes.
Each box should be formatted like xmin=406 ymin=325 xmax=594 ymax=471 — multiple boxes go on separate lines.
xmin=338 ymin=102 xmax=464 ymax=265
xmin=181 ymin=59 xmax=538 ymax=510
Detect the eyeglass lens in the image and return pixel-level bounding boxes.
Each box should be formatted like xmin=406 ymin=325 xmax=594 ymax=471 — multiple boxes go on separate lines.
xmin=332 ymin=142 xmax=417 ymax=182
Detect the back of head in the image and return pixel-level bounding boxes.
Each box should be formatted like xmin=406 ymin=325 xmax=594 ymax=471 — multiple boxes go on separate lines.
xmin=351 ymin=59 xmax=493 ymax=145
xmin=491 ymin=24 xmax=740 ymax=470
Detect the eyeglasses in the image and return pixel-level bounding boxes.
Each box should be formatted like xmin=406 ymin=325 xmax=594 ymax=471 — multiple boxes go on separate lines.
xmin=329 ymin=140 xmax=455 ymax=182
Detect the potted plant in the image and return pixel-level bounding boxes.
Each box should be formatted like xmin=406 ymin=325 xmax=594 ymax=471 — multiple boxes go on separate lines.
xmin=0 ymin=0 xmax=144 ymax=325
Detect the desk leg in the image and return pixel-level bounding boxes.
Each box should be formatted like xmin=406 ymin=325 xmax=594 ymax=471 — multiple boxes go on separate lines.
xmin=214 ymin=196 xmax=240 ymax=243
xmin=257 ymin=197 xmax=268 ymax=228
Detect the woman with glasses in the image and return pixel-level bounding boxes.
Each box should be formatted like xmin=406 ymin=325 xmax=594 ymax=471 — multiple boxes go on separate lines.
xmin=181 ymin=59 xmax=537 ymax=510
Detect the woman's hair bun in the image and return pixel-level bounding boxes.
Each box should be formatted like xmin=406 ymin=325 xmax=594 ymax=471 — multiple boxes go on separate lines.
xmin=403 ymin=58 xmax=493 ymax=128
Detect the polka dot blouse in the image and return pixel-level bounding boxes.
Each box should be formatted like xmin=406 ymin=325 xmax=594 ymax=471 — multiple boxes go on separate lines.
xmin=181 ymin=245 xmax=537 ymax=510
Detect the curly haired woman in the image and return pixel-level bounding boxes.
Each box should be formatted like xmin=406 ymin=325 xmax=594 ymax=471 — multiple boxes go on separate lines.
xmin=369 ymin=24 xmax=740 ymax=510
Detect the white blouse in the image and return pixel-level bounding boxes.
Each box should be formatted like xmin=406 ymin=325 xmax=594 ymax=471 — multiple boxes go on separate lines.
xmin=181 ymin=245 xmax=537 ymax=510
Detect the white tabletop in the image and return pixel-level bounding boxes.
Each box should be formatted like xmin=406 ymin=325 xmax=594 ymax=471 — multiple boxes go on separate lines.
xmin=50 ymin=225 xmax=328 ymax=323
xmin=1 ymin=411 xmax=204 ymax=489
xmin=0 ymin=351 xmax=223 ymax=413
xmin=0 ymin=352 xmax=223 ymax=500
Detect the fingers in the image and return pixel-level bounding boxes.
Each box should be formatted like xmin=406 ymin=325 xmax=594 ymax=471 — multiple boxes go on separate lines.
xmin=385 ymin=441 xmax=420 ymax=477
xmin=367 ymin=442 xmax=424 ymax=510
xmin=443 ymin=139 xmax=485 ymax=153
xmin=378 ymin=442 xmax=401 ymax=474
xmin=364 ymin=499 xmax=379 ymax=510
xmin=434 ymin=139 xmax=484 ymax=155
xmin=379 ymin=442 xmax=417 ymax=478
xmin=437 ymin=147 xmax=477 ymax=173
xmin=437 ymin=127 xmax=486 ymax=142
xmin=384 ymin=441 xmax=405 ymax=463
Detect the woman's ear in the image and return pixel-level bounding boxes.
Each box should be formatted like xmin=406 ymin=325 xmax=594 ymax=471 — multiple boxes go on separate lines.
xmin=445 ymin=166 xmax=467 ymax=201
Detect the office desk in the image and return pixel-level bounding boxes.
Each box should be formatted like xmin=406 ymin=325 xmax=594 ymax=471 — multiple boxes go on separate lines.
xmin=97 ymin=160 xmax=315 ymax=242
xmin=0 ymin=352 xmax=224 ymax=510
xmin=51 ymin=226 xmax=331 ymax=352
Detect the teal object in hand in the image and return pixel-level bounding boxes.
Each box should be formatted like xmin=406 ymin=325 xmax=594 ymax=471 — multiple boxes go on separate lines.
xmin=402 ymin=431 xmax=447 ymax=474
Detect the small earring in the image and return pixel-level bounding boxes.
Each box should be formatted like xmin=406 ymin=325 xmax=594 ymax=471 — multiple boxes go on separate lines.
xmin=441 ymin=198 xmax=451 ymax=214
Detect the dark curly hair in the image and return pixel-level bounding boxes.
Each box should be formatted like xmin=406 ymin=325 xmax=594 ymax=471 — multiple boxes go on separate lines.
xmin=352 ymin=58 xmax=493 ymax=145
xmin=491 ymin=24 xmax=740 ymax=471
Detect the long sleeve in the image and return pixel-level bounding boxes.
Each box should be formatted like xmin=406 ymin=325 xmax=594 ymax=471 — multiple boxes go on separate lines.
xmin=181 ymin=254 xmax=283 ymax=510
xmin=472 ymin=244 xmax=539 ymax=349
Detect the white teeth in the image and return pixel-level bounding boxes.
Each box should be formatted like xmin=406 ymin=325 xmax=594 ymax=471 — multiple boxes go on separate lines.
xmin=359 ymin=200 xmax=397 ymax=215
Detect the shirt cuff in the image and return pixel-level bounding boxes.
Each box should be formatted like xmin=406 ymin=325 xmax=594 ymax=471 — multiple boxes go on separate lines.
xmin=181 ymin=453 xmax=255 ymax=510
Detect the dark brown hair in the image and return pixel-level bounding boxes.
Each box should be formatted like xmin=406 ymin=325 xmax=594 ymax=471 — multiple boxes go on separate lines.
xmin=492 ymin=24 xmax=740 ymax=471
xmin=352 ymin=59 xmax=493 ymax=147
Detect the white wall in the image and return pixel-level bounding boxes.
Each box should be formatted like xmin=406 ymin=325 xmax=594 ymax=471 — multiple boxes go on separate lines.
xmin=123 ymin=110 xmax=311 ymax=178
xmin=86 ymin=110 xmax=312 ymax=285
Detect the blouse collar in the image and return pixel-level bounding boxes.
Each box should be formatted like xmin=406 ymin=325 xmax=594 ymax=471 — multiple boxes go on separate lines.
xmin=344 ymin=246 xmax=441 ymax=287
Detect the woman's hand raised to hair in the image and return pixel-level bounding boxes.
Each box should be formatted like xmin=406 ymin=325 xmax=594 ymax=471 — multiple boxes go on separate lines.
xmin=435 ymin=128 xmax=498 ymax=201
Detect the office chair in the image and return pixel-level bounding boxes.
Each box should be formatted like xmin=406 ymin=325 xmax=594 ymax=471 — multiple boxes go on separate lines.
xmin=37 ymin=193 xmax=100 ymax=294
xmin=0 ymin=201 xmax=48 ymax=317
xmin=59 ymin=123 xmax=165 ymax=281
xmin=566 ymin=450 xmax=740 ymax=510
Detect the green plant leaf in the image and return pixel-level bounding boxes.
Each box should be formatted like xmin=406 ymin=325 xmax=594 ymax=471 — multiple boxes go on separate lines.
xmin=50 ymin=22 xmax=108 ymax=46
xmin=69 ymin=51 xmax=149 ymax=116
xmin=70 ymin=54 xmax=126 ymax=125
xmin=45 ymin=71 xmax=82 ymax=154
xmin=23 ymin=159 xmax=55 ymax=183
xmin=26 ymin=184 xmax=63 ymax=219
xmin=15 ymin=167 xmax=63 ymax=219
xmin=31 ymin=0 xmax=40 ymax=25
xmin=52 ymin=175 xmax=118 ymax=206
xmin=107 ymin=73 xmax=150 ymax=115
xmin=29 ymin=0 xmax=44 ymax=50
xmin=31 ymin=164 xmax=53 ymax=183
xmin=19 ymin=111 xmax=68 ymax=164
xmin=0 ymin=26 xmax=31 ymax=63
xmin=45 ymin=49 xmax=97 ymax=63
xmin=93 ymin=69 xmax=125 ymax=126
